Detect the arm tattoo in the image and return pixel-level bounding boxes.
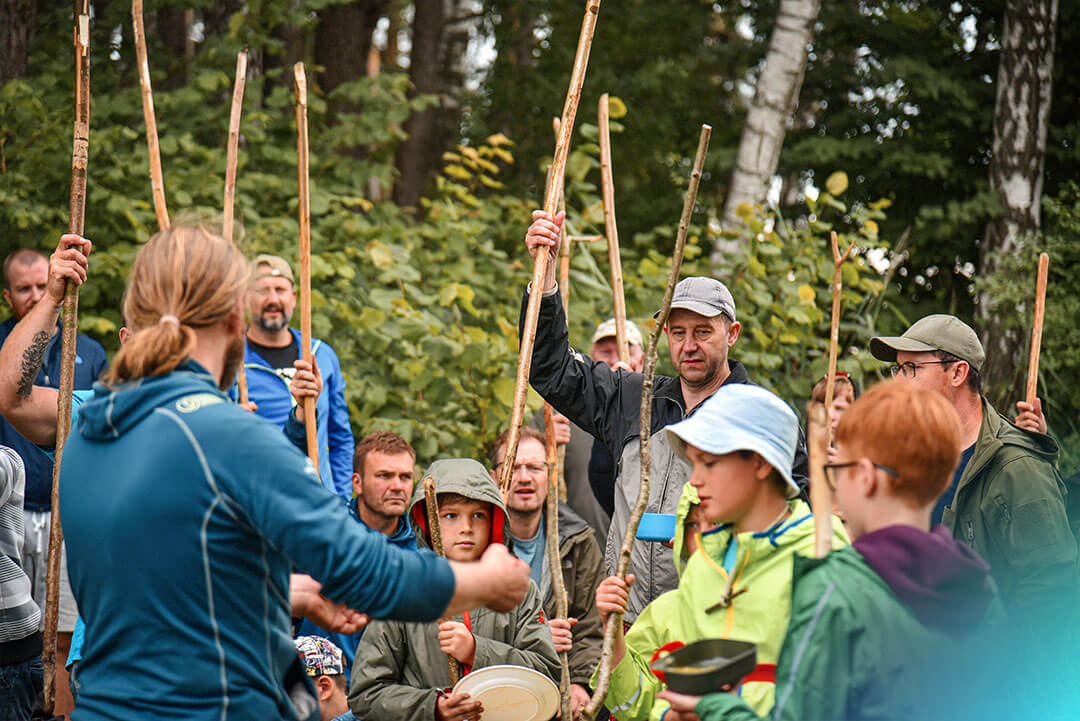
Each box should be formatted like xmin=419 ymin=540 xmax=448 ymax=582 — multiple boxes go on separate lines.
xmin=16 ymin=331 xmax=52 ymax=398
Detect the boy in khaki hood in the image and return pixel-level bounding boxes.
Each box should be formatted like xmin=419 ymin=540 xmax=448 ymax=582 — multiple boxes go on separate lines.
xmin=348 ymin=459 xmax=560 ymax=721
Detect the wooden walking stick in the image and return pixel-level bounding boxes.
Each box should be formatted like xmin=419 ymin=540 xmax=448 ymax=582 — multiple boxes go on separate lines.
xmin=43 ymin=4 xmax=91 ymax=711
xmin=423 ymin=477 xmax=462 ymax=686
xmin=807 ymin=402 xmax=832 ymax=558
xmin=1025 ymin=252 xmax=1050 ymax=406
xmin=132 ymin=0 xmax=170 ymax=230
xmin=598 ymin=93 xmax=630 ymax=365
xmin=544 ymin=404 xmax=573 ymax=719
xmin=584 ymin=124 xmax=712 ymax=721
xmin=823 ymin=230 xmax=856 ymax=447
xmin=224 ymin=49 xmax=250 ymax=404
xmin=499 ymin=0 xmax=602 ymax=497
xmin=294 ymin=63 xmax=319 ymax=474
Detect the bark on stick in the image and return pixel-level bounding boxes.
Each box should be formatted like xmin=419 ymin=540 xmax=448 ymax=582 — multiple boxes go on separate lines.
xmin=44 ymin=4 xmax=90 ymax=711
xmin=544 ymin=403 xmax=572 ymax=719
xmin=1025 ymin=252 xmax=1049 ymax=406
xmin=584 ymin=124 xmax=712 ymax=721
xmin=423 ymin=477 xmax=461 ymax=686
xmin=598 ymin=93 xmax=630 ymax=365
xmin=224 ymin=49 xmax=249 ymax=404
xmin=823 ymin=231 xmax=856 ymax=447
xmin=294 ymin=63 xmax=319 ymax=474
xmin=500 ymin=0 xmax=602 ymax=497
xmin=132 ymin=0 xmax=169 ymax=230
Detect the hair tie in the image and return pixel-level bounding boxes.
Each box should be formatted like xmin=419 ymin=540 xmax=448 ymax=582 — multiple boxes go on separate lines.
xmin=159 ymin=314 xmax=180 ymax=327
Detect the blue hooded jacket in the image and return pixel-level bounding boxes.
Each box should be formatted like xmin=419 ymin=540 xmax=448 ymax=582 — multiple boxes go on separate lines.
xmin=60 ymin=361 xmax=454 ymax=721
xmin=296 ymin=497 xmax=419 ymax=675
xmin=242 ymin=328 xmax=354 ymax=497
xmin=0 ymin=318 xmax=107 ymax=510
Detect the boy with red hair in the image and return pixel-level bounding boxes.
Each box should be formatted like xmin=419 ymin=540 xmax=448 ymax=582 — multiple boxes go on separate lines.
xmin=659 ymin=380 xmax=1003 ymax=721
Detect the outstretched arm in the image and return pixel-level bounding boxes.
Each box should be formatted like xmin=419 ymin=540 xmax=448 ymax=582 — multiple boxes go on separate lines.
xmin=0 ymin=234 xmax=91 ymax=446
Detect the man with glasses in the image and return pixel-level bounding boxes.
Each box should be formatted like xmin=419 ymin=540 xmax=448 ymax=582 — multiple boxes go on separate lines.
xmin=491 ymin=426 xmax=604 ymax=720
xmin=870 ymin=314 xmax=1077 ymax=617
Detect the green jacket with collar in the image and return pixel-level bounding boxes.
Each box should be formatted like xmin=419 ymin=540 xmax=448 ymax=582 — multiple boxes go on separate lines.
xmin=941 ymin=397 xmax=1078 ymax=617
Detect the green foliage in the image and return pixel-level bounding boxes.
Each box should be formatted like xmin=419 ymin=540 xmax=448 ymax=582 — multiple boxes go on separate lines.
xmin=975 ymin=183 xmax=1080 ymax=477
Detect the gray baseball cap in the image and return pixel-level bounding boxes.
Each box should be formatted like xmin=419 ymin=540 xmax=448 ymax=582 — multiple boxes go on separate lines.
xmin=870 ymin=314 xmax=985 ymax=373
xmin=657 ymin=277 xmax=736 ymax=323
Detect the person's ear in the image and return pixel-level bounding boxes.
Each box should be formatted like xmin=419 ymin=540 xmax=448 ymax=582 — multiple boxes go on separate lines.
xmin=316 ymin=675 xmax=334 ymax=702
xmin=855 ymin=457 xmax=878 ymax=498
xmin=726 ymin=321 xmax=741 ymax=347
xmin=752 ymin=452 xmax=773 ymax=482
xmin=950 ymin=361 xmax=970 ymax=391
xmin=2 ymin=289 xmax=12 ymax=308
xmin=352 ymin=471 xmax=363 ymax=496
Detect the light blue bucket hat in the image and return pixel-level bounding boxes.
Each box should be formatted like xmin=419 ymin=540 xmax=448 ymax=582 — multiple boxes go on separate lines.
xmin=666 ymin=383 xmax=800 ymax=498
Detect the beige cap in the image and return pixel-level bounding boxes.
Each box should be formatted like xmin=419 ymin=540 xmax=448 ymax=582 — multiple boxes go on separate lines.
xmin=252 ymin=254 xmax=294 ymax=283
xmin=591 ymin=318 xmax=644 ymax=348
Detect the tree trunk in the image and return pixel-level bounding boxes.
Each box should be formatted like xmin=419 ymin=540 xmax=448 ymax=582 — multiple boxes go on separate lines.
xmin=314 ymin=0 xmax=386 ymax=99
xmin=393 ymin=0 xmax=444 ymax=210
xmin=977 ymin=0 xmax=1058 ymax=407
xmin=715 ymin=0 xmax=821 ymax=262
xmin=157 ymin=5 xmax=190 ymax=89
xmin=0 ymin=0 xmax=35 ymax=85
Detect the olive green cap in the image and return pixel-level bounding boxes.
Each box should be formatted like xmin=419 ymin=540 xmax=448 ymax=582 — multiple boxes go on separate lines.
xmin=870 ymin=314 xmax=985 ymax=373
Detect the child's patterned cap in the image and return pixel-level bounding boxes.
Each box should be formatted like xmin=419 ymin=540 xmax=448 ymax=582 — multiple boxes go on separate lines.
xmin=295 ymin=635 xmax=345 ymax=677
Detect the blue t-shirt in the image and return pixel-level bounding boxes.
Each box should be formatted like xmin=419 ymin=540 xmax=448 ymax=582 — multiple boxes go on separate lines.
xmin=511 ymin=524 xmax=546 ymax=588
xmin=932 ymin=444 xmax=976 ymax=527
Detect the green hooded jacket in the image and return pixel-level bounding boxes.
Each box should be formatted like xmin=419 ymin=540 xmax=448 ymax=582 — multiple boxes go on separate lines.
xmin=941 ymin=398 xmax=1078 ymax=617
xmin=594 ymin=484 xmax=849 ymax=720
xmin=347 ymin=459 xmax=560 ymax=721
xmin=694 ymin=539 xmax=1007 ymax=721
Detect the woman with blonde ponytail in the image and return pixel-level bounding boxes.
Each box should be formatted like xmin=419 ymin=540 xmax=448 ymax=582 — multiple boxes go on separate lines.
xmin=54 ymin=224 xmax=531 ymax=721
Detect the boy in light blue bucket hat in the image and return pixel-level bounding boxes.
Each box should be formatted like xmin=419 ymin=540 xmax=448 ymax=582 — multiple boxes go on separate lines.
xmin=592 ymin=384 xmax=848 ymax=720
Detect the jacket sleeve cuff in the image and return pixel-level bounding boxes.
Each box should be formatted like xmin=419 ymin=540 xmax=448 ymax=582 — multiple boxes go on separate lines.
xmin=525 ymin=281 xmax=560 ymax=298
xmin=283 ymin=406 xmax=317 ymax=450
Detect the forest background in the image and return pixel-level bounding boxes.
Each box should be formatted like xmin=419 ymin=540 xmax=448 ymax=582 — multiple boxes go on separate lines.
xmin=1 ymin=0 xmax=1077 ymax=475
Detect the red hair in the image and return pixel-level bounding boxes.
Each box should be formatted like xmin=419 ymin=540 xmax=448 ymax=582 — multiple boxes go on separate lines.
xmin=835 ymin=379 xmax=964 ymax=507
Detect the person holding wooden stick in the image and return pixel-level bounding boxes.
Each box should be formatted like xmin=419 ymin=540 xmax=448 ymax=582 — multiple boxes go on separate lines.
xmin=591 ymin=383 xmax=847 ymax=720
xmin=658 ymin=381 xmax=1007 ymax=721
xmin=350 ymin=458 xmax=559 ymax=721
xmin=490 ymin=426 xmax=605 ymax=720
xmin=53 ymin=226 xmax=531 ymax=721
xmin=870 ymin=315 xmax=1077 ymax=619
xmin=522 ymin=216 xmax=810 ymax=621
xmin=242 ymin=254 xmax=355 ymax=496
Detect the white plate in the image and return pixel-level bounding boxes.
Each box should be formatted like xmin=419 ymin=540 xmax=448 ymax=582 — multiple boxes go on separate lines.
xmin=451 ymin=664 xmax=560 ymax=721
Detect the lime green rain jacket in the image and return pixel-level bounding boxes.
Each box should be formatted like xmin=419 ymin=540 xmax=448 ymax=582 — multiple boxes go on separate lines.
xmin=595 ymin=485 xmax=849 ymax=720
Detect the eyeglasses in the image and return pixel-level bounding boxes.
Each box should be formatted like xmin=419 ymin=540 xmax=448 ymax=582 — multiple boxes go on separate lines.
xmin=822 ymin=461 xmax=900 ymax=490
xmin=493 ymin=462 xmax=548 ymax=476
xmin=889 ymin=360 xmax=955 ymax=379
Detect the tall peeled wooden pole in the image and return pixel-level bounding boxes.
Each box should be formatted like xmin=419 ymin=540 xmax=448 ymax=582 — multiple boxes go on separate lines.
xmin=499 ymin=0 xmax=602 ymax=496
xmin=823 ymin=230 xmax=856 ymax=446
xmin=544 ymin=404 xmax=572 ymax=719
xmin=43 ymin=4 xmax=91 ymax=711
xmin=423 ymin=477 xmax=461 ymax=686
xmin=585 ymin=124 xmax=712 ymax=721
xmin=294 ymin=63 xmax=319 ymax=474
xmin=1025 ymin=252 xmax=1050 ymax=406
xmin=598 ymin=93 xmax=630 ymax=365
xmin=807 ymin=402 xmax=831 ymax=558
xmin=132 ymin=0 xmax=170 ymax=230
xmin=554 ymin=116 xmax=571 ymax=503
xmin=224 ymin=49 xmax=249 ymax=404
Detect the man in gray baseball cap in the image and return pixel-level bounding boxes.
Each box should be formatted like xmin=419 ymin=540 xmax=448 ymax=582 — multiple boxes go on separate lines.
xmin=520 ymin=211 xmax=809 ymax=621
xmin=871 ymin=314 xmax=1076 ymax=618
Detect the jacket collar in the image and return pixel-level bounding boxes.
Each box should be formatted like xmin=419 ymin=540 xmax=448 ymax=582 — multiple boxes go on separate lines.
xmin=654 ymin=359 xmax=752 ymax=417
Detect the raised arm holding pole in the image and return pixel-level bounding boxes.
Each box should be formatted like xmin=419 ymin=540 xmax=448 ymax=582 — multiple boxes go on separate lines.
xmin=499 ymin=0 xmax=603 ymax=497
xmin=132 ymin=0 xmax=170 ymax=230
xmin=584 ymin=123 xmax=712 ymax=721
xmin=294 ymin=63 xmax=319 ymax=473
xmin=43 ymin=3 xmax=91 ymax=711
xmin=598 ymin=93 xmax=630 ymax=365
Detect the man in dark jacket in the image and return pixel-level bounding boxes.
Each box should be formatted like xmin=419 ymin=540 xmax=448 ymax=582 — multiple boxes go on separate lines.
xmin=870 ymin=314 xmax=1078 ymax=619
xmin=491 ymin=426 xmax=605 ymax=720
xmin=522 ymin=211 xmax=809 ymax=621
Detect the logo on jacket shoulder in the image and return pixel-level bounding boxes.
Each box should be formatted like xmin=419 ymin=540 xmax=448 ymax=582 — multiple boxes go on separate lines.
xmin=176 ymin=393 xmax=225 ymax=413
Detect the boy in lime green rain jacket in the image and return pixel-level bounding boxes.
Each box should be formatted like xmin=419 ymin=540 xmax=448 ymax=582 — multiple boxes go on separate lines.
xmin=593 ymin=384 xmax=848 ymax=720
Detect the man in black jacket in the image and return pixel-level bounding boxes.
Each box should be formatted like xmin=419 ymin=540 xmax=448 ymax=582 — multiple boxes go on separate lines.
xmin=522 ymin=210 xmax=809 ymax=620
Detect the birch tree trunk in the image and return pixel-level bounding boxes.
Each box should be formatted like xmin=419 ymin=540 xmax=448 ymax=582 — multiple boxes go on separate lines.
xmin=977 ymin=0 xmax=1058 ymax=407
xmin=715 ymin=0 xmax=820 ymax=263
